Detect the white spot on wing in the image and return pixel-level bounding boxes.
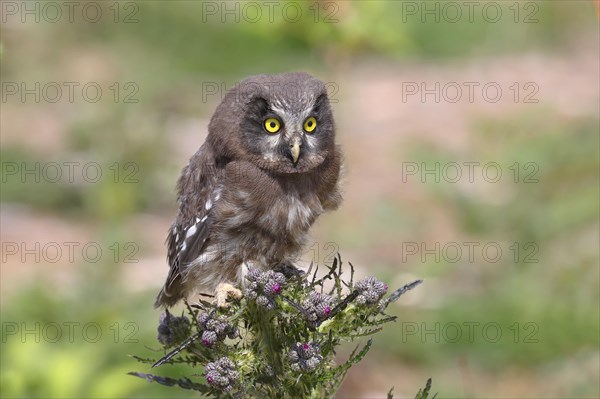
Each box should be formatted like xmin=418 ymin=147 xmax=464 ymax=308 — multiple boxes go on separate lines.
xmin=186 ymin=224 xmax=197 ymax=238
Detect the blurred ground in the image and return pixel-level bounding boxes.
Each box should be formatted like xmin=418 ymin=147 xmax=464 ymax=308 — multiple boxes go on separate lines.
xmin=1 ymin=1 xmax=599 ymax=398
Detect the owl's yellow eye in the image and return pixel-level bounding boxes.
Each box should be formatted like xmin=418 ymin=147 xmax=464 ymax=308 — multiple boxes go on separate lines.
xmin=264 ymin=118 xmax=281 ymax=134
xmin=303 ymin=117 xmax=317 ymax=133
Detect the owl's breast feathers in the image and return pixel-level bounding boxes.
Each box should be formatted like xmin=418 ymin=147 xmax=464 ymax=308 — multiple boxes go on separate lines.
xmin=218 ymin=145 xmax=342 ymax=237
xmin=155 ymin=143 xmax=342 ymax=308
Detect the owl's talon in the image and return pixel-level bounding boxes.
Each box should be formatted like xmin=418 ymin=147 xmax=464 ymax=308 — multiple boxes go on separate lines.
xmin=276 ymin=261 xmax=305 ymax=279
xmin=215 ymin=283 xmax=242 ymax=308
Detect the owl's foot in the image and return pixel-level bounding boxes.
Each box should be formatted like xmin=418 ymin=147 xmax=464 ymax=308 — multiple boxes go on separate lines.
xmin=276 ymin=261 xmax=305 ymax=279
xmin=215 ymin=283 xmax=242 ymax=308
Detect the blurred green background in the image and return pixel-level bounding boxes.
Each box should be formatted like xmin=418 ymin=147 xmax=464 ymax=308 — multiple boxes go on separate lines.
xmin=1 ymin=1 xmax=598 ymax=398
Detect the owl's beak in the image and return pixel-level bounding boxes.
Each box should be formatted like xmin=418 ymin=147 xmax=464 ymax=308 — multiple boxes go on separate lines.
xmin=290 ymin=140 xmax=302 ymax=165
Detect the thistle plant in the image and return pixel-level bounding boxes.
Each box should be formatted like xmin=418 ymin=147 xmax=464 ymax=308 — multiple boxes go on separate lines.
xmin=130 ymin=256 xmax=433 ymax=398
xmin=156 ymin=310 xmax=191 ymax=348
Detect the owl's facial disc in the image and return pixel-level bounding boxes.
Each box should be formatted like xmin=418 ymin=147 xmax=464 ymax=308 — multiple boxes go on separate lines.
xmin=239 ymin=91 xmax=333 ymax=174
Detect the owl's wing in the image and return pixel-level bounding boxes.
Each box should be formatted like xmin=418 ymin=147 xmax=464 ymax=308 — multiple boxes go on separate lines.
xmin=157 ymin=216 xmax=211 ymax=304
xmin=154 ymin=146 xmax=221 ymax=308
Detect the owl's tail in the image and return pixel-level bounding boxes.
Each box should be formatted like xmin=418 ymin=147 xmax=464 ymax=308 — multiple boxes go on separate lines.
xmin=154 ymin=265 xmax=186 ymax=308
xmin=154 ymin=284 xmax=183 ymax=308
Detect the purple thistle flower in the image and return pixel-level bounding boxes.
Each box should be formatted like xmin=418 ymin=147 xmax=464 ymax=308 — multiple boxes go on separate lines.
xmin=302 ymin=291 xmax=335 ymax=322
xmin=201 ymin=330 xmax=218 ymax=347
xmin=197 ymin=312 xmax=238 ymax=347
xmin=289 ymin=341 xmax=323 ymax=372
xmin=205 ymin=357 xmax=239 ymax=391
xmin=244 ymin=268 xmax=286 ymax=310
xmin=156 ymin=311 xmax=190 ymax=347
xmin=269 ymin=282 xmax=281 ymax=294
xmin=355 ymin=276 xmax=388 ymax=306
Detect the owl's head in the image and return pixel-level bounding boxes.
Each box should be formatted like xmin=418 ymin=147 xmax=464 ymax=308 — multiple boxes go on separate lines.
xmin=207 ymin=72 xmax=336 ymax=174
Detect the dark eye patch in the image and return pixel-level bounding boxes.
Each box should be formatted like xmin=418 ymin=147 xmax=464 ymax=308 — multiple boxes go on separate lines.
xmin=240 ymin=98 xmax=284 ymax=155
xmin=312 ymin=93 xmax=329 ymax=114
xmin=245 ymin=97 xmax=269 ymax=120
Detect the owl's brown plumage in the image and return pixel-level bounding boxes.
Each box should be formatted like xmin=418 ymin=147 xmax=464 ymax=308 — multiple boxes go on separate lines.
xmin=155 ymin=72 xmax=343 ymax=308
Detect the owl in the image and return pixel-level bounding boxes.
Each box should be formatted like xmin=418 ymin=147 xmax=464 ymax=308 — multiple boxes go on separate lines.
xmin=155 ymin=72 xmax=343 ymax=308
